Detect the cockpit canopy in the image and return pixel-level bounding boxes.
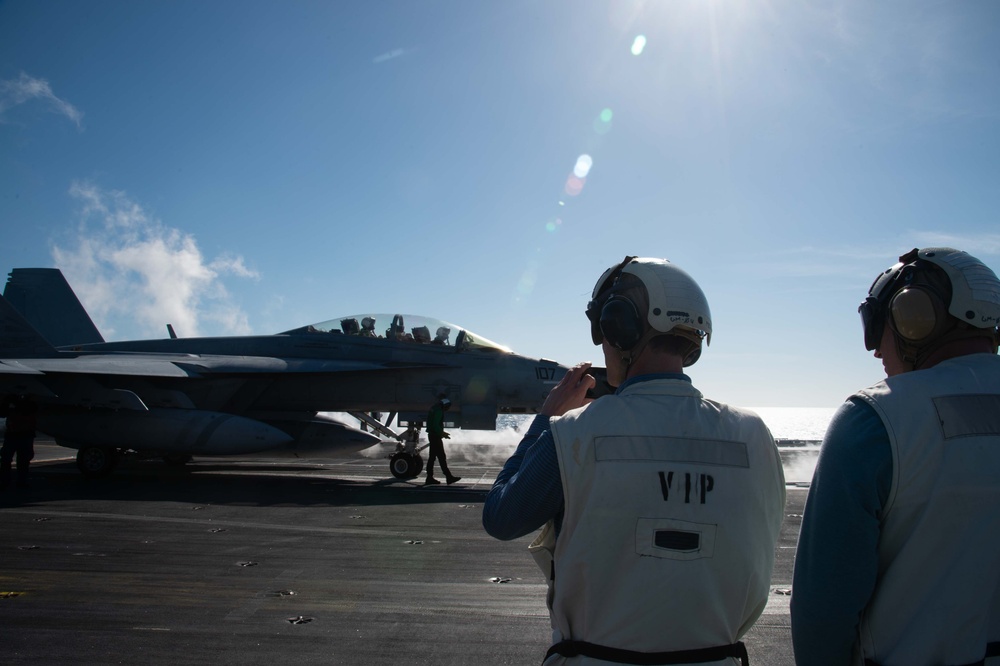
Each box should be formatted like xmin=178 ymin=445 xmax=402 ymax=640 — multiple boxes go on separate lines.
xmin=283 ymin=314 xmax=511 ymax=353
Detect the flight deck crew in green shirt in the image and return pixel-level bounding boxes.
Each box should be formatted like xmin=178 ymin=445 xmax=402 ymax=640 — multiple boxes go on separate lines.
xmin=424 ymin=396 xmax=461 ymax=486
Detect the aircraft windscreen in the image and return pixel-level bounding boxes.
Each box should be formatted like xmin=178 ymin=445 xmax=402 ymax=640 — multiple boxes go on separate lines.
xmin=287 ymin=314 xmax=511 ymax=353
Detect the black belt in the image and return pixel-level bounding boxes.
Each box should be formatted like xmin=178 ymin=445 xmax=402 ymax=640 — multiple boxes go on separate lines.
xmin=545 ymin=639 xmax=749 ymax=666
xmin=864 ymin=641 xmax=1000 ymax=666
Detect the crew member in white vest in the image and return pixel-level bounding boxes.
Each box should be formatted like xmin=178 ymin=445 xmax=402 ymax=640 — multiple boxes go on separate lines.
xmin=483 ymin=256 xmax=786 ymax=665
xmin=791 ymin=248 xmax=1000 ymax=666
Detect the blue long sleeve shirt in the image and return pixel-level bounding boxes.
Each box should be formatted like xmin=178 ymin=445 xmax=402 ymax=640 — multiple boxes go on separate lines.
xmin=791 ymin=396 xmax=893 ymax=666
xmin=482 ymin=373 xmax=691 ymax=541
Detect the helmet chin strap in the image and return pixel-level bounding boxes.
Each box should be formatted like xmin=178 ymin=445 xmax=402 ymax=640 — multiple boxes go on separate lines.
xmin=619 ymin=328 xmax=705 ymax=374
xmin=618 ymin=328 xmax=658 ymax=376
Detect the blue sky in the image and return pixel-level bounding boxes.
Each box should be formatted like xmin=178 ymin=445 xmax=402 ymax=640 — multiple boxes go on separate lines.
xmin=1 ymin=0 xmax=998 ymax=408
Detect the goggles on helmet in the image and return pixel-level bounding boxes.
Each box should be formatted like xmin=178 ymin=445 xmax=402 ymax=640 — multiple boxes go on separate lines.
xmin=859 ymin=296 xmax=888 ymax=352
xmin=858 ymin=250 xmax=920 ymax=351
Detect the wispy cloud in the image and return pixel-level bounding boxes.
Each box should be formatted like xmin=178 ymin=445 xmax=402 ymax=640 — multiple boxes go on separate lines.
xmin=0 ymin=72 xmax=83 ymax=129
xmin=740 ymin=244 xmax=895 ymax=280
xmin=373 ymin=48 xmax=411 ymax=64
xmin=741 ymin=234 xmax=1000 ymax=285
xmin=51 ymin=182 xmax=259 ymax=339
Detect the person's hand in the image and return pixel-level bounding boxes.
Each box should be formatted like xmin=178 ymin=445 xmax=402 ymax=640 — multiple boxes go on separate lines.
xmin=541 ymin=363 xmax=596 ymax=417
xmin=443 ymin=432 xmax=451 ymax=439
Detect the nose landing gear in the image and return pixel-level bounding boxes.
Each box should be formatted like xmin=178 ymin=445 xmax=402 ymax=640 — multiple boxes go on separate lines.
xmin=389 ymin=451 xmax=424 ymax=479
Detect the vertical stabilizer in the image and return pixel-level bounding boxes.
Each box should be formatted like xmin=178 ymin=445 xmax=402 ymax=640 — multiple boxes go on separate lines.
xmin=4 ymin=268 xmax=104 ymax=346
xmin=0 ymin=294 xmax=58 ymax=357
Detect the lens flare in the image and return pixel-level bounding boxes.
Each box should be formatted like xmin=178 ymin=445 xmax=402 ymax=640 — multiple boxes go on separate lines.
xmin=465 ymin=375 xmax=491 ymax=402
xmin=564 ymin=175 xmax=585 ymax=196
xmin=573 ymin=154 xmax=593 ymax=178
xmin=594 ymin=108 xmax=613 ymax=135
xmin=517 ymin=269 xmax=536 ymax=295
xmin=631 ymin=35 xmax=646 ymax=56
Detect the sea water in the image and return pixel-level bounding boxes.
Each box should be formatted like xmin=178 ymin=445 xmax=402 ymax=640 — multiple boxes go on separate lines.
xmin=749 ymin=406 xmax=834 ymax=484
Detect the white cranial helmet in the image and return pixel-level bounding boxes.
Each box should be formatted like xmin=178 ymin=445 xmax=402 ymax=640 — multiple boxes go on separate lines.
xmin=586 ymin=256 xmax=712 ymax=365
xmin=918 ymin=248 xmax=1000 ymax=328
xmin=860 ymin=247 xmax=1000 ymax=360
xmin=622 ymin=258 xmax=713 ymax=344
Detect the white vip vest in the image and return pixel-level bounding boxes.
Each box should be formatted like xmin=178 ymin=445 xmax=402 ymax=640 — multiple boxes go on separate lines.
xmin=854 ymin=354 xmax=1000 ymax=666
xmin=541 ymin=378 xmax=786 ymax=665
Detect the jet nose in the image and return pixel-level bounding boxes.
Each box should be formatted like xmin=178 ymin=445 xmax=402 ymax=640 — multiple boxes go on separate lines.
xmin=496 ymin=356 xmax=567 ymax=411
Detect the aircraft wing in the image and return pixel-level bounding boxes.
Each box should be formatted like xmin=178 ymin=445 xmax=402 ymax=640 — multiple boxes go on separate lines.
xmin=172 ymin=356 xmax=456 ymax=375
xmin=19 ymin=355 xmax=198 ymax=377
xmin=0 ymin=359 xmax=46 ymax=375
xmin=0 ymin=352 xmax=455 ymax=410
xmin=0 ymin=359 xmax=60 ymax=399
xmin=1 ymin=353 xmax=451 ymax=380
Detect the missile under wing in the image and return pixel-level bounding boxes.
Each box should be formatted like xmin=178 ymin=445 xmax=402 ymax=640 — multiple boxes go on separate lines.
xmin=1 ymin=268 xmax=568 ymax=478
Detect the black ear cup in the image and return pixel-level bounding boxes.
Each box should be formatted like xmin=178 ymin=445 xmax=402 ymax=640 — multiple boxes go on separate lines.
xmin=600 ymin=295 xmax=643 ymax=351
xmin=889 ymin=287 xmax=949 ymax=343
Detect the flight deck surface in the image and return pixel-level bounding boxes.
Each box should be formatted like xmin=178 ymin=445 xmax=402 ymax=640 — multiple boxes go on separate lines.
xmin=0 ymin=441 xmax=801 ymax=665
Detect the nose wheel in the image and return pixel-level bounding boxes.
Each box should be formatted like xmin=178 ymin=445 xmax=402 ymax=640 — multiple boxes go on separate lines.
xmin=76 ymin=446 xmax=121 ymax=478
xmin=389 ymin=452 xmax=424 ymax=479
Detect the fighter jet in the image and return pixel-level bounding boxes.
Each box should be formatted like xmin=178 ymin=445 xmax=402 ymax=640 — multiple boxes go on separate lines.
xmin=1 ymin=268 xmax=567 ymax=479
